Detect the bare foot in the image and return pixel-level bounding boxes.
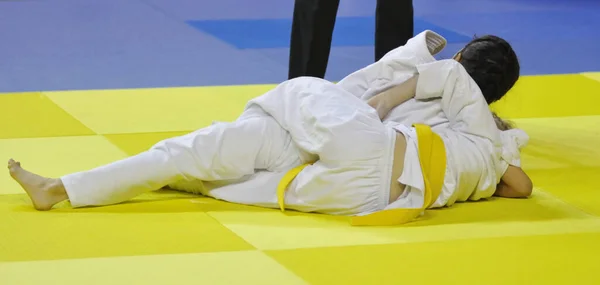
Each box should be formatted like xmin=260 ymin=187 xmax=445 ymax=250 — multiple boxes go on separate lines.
xmin=8 ymin=159 xmax=68 ymax=211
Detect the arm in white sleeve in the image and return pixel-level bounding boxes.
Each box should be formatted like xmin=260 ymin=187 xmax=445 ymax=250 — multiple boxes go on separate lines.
xmin=415 ymin=59 xmax=500 ymax=142
xmin=367 ymin=75 xmax=418 ymax=119
xmin=336 ymin=30 xmax=446 ymax=101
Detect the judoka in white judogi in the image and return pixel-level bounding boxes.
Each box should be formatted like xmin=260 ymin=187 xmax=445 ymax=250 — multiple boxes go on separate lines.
xmin=10 ymin=31 xmax=529 ymax=221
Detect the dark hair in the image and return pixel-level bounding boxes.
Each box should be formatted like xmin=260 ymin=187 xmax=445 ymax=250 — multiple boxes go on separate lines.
xmin=458 ymin=35 xmax=520 ymax=104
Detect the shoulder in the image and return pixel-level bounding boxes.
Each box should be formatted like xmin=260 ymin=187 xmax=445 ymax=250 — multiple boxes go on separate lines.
xmin=415 ymin=59 xmax=472 ymax=84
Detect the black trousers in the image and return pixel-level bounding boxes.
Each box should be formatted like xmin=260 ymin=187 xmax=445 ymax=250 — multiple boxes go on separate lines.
xmin=288 ymin=0 xmax=414 ymax=79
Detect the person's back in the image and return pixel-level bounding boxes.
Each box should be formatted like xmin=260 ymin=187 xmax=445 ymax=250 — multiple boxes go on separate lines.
xmin=383 ymin=34 xmax=520 ymax=129
xmin=369 ymin=33 xmax=523 ymax=208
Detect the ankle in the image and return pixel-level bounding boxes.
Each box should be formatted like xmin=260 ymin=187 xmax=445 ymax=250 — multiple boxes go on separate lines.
xmin=44 ymin=179 xmax=66 ymax=196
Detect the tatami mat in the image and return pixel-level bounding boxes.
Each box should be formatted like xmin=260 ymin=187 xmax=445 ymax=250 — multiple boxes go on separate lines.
xmin=1 ymin=73 xmax=599 ymax=284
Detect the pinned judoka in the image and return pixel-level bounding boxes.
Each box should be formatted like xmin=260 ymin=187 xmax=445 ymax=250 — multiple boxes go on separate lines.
xmin=337 ymin=30 xmax=531 ymax=211
xmin=8 ymin=31 xmax=532 ymax=226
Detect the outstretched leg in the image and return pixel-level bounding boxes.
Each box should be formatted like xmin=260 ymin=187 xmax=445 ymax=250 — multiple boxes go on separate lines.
xmin=9 ymin=114 xmax=301 ymax=210
xmin=8 ymin=159 xmax=68 ymax=211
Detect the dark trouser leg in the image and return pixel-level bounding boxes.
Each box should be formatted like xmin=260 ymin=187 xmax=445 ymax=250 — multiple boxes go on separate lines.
xmin=375 ymin=0 xmax=414 ymax=61
xmin=288 ymin=0 xmax=340 ymax=79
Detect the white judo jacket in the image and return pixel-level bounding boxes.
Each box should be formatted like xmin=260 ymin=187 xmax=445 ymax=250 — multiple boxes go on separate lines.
xmin=338 ymin=30 xmax=529 ymax=207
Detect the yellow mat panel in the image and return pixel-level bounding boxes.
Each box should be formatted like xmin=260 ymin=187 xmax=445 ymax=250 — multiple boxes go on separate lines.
xmin=0 ymin=93 xmax=94 ymax=139
xmin=582 ymin=72 xmax=600 ymax=82
xmin=266 ymin=233 xmax=600 ymax=285
xmin=0 ymin=136 xmax=127 ymax=195
xmin=0 ymin=251 xmax=308 ymax=285
xmin=209 ymin=191 xmax=598 ymax=250
xmin=104 ymin=131 xmax=190 ymax=155
xmin=491 ymin=74 xmax=600 ymax=119
xmin=512 ymin=116 xmax=600 ymax=215
xmin=1 ymin=74 xmax=599 ymax=284
xmin=0 ymin=193 xmax=254 ymax=262
xmin=45 ymin=85 xmax=273 ymax=134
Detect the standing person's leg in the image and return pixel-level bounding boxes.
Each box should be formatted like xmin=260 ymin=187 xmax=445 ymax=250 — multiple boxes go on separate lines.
xmin=374 ymin=0 xmax=414 ymax=61
xmin=288 ymin=0 xmax=340 ymax=79
xmin=8 ymin=113 xmax=300 ymax=210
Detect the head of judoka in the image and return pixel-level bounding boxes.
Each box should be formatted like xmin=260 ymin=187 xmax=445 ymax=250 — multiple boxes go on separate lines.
xmin=453 ymin=36 xmax=520 ymax=106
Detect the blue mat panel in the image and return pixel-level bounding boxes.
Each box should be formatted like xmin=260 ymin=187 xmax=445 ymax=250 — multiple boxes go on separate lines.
xmin=0 ymin=0 xmax=285 ymax=92
xmin=1 ymin=0 xmax=599 ymax=92
xmin=187 ymin=17 xmax=473 ymax=49
xmin=423 ymin=10 xmax=600 ymax=42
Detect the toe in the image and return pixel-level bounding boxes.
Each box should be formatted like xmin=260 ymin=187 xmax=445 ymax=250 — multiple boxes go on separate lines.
xmin=8 ymin=159 xmax=21 ymax=168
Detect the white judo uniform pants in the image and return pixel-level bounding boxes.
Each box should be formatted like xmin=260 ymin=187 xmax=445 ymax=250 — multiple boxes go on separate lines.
xmin=62 ymin=78 xmax=397 ymax=216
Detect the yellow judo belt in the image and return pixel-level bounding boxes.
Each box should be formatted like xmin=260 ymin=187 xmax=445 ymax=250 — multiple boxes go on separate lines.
xmin=276 ymin=124 xmax=447 ymax=226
